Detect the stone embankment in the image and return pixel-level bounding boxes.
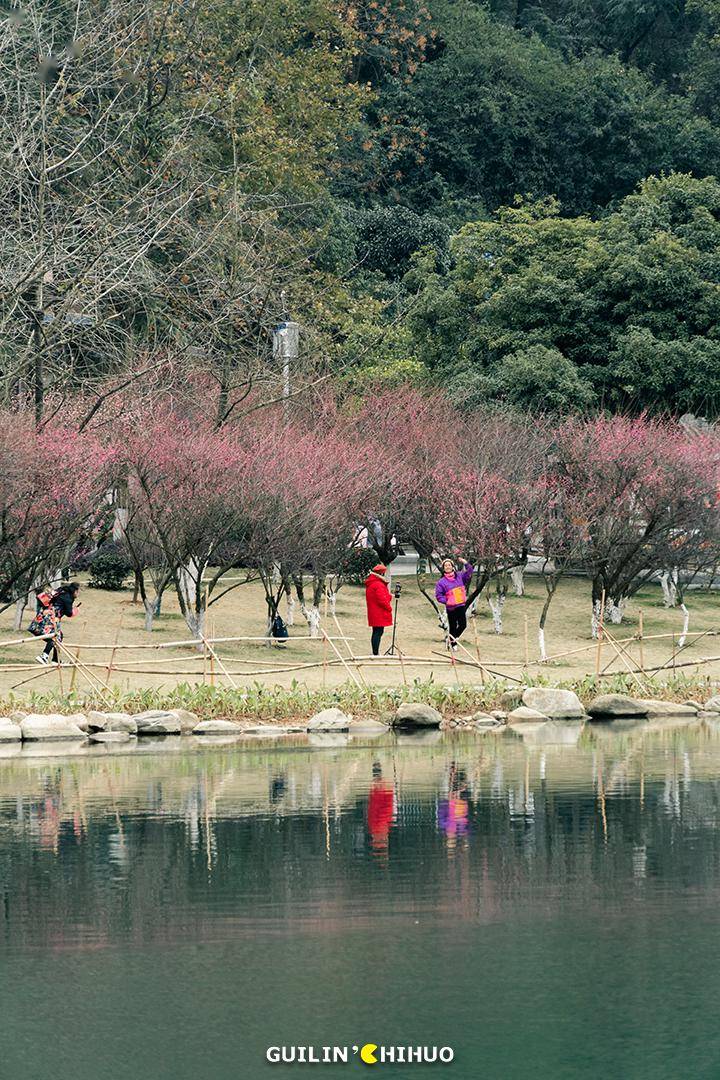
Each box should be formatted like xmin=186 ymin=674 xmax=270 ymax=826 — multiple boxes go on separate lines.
xmin=2 ymin=688 xmax=718 ymax=745
xmin=0 ymin=706 xmax=392 ymax=743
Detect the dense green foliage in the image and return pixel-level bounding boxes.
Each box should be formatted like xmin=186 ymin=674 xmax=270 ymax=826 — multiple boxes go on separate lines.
xmin=351 ymin=1 xmax=720 ymax=217
xmin=87 ymin=544 xmax=133 ymax=591
xmin=409 ymin=174 xmax=720 ymax=412
xmin=334 ymin=0 xmax=720 ymax=412
xmin=4 ymin=0 xmax=720 ymax=417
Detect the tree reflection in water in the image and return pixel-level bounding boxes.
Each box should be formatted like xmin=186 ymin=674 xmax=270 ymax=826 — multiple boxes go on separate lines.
xmin=0 ymin=720 xmax=720 ymax=948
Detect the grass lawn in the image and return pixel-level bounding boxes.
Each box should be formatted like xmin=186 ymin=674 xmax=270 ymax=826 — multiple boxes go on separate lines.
xmin=0 ymin=571 xmax=718 ymax=701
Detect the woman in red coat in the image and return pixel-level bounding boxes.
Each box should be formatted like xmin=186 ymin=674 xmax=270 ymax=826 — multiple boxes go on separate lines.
xmin=365 ymin=564 xmax=393 ymax=655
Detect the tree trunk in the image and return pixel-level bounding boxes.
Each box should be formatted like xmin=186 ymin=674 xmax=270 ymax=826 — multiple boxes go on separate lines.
xmin=591 ymin=599 xmax=602 ymax=639
xmin=590 ymin=576 xmax=604 ymax=638
xmin=660 ymin=570 xmax=678 ymax=608
xmin=538 ymin=569 xmax=559 ymax=662
xmin=143 ymin=599 xmax=156 ymax=632
xmin=300 ymin=604 xmax=321 ymax=637
xmin=607 ymin=597 xmax=627 ymax=624
xmin=175 ymin=559 xmax=205 ymax=646
xmin=678 ymin=603 xmax=690 ymax=649
xmin=14 ymin=595 xmax=28 ymax=632
xmin=488 ymin=592 xmax=505 ymax=634
xmin=510 ymin=565 xmax=525 ymax=596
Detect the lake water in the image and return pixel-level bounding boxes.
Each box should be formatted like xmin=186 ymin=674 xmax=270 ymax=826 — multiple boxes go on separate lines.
xmin=1 ymin=719 xmax=720 ymax=1079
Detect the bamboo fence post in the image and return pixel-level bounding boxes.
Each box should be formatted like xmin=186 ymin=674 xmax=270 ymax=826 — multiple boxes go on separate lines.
xmin=471 ymin=613 xmax=485 ymax=684
xmin=638 ymin=609 xmax=645 ymax=673
xmin=322 ymin=589 xmax=328 ymax=688
xmin=69 ymin=620 xmax=87 ymax=693
xmin=397 ymin=647 xmax=408 ymax=687
xmin=104 ymin=617 xmax=123 ymax=688
xmin=602 ymin=629 xmax=649 ymax=693
xmin=524 ymin=614 xmax=530 ymax=668
xmin=203 ymin=589 xmax=210 ymax=684
xmin=595 ymin=591 xmax=606 ymax=676
xmin=332 ymin=610 xmax=367 ymax=688
xmin=321 ymin=629 xmax=363 ymax=689
xmin=209 ymin=617 xmax=216 ymax=687
xmin=57 ymin=641 xmax=112 ymax=704
xmin=456 ymin=637 xmax=487 ymax=679
xmin=57 ymin=642 xmax=98 ymax=693
xmin=68 ymin=647 xmax=80 ymax=692
xmin=201 ymin=631 xmax=237 ymax=689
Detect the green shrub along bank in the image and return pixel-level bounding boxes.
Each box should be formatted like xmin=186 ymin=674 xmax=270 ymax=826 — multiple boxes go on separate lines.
xmin=4 ymin=674 xmax=718 ymax=724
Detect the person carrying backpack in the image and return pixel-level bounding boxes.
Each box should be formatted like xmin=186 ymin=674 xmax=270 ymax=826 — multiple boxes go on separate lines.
xmin=31 ymin=582 xmax=81 ymax=665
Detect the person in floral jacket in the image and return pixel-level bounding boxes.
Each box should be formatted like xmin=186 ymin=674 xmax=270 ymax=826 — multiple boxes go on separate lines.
xmin=35 ymin=582 xmax=81 ymax=665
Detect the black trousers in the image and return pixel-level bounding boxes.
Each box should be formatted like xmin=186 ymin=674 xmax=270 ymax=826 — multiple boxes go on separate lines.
xmin=447 ymin=605 xmax=467 ymax=640
xmin=371 ymin=627 xmax=385 ymax=655
xmin=43 ymin=639 xmax=59 ymax=662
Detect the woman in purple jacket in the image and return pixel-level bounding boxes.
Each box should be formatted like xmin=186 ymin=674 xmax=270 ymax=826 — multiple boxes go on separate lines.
xmin=435 ymin=558 xmax=474 ymax=649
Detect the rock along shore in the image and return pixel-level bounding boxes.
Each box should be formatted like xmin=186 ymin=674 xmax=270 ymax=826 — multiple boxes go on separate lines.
xmin=1 ymin=687 xmax=717 ymax=746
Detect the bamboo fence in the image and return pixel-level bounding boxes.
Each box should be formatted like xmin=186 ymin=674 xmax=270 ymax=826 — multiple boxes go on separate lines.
xmin=1 ymin=613 xmax=719 ymax=695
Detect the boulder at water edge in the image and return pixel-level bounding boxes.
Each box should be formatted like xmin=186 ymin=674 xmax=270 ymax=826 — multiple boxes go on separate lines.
xmin=470 ymin=712 xmax=503 ymax=726
xmin=21 ymin=714 xmax=86 ymax=741
xmin=500 ymin=690 xmax=523 ymax=710
xmin=65 ymin=712 xmax=91 ymax=732
xmin=193 ymin=719 xmax=245 ymax=735
xmin=87 ymin=712 xmax=138 ymax=734
xmin=132 ymin=710 xmax=182 ymax=735
xmin=0 ymin=719 xmax=21 ymax=742
xmin=393 ymin=703 xmax=442 ymax=728
xmin=587 ymin=694 xmax=649 ymax=719
xmin=508 ymin=706 xmax=549 ymax=723
xmin=703 ymin=696 xmax=720 ymax=712
xmin=307 ymin=708 xmax=351 ymax=732
xmin=348 ymin=719 xmax=390 ymax=735
xmin=171 ymin=709 xmax=200 ymax=733
xmin=638 ymin=699 xmax=698 ymax=717
xmin=522 ymin=687 xmax=585 ymax=719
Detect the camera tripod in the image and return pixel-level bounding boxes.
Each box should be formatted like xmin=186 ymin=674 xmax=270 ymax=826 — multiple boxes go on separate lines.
xmin=384 ymin=583 xmax=402 ymax=656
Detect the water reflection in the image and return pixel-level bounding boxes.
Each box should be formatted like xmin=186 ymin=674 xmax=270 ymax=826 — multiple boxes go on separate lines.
xmin=367 ymin=761 xmax=395 ymax=858
xmin=4 ymin=720 xmax=720 ymax=1080
xmin=2 ymin=719 xmax=720 ymax=950
xmin=437 ymin=762 xmax=470 ymax=853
